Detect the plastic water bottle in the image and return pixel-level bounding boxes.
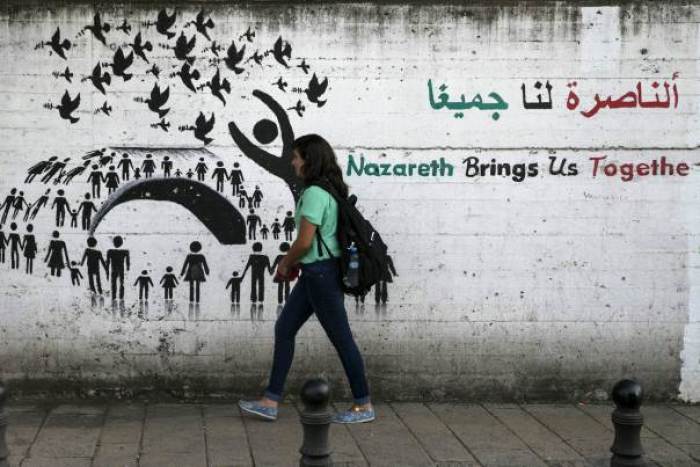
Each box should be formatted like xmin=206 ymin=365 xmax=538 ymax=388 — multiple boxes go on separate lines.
xmin=344 ymin=243 xmax=359 ymax=288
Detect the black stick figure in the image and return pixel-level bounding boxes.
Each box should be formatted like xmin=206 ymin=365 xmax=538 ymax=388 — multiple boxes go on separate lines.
xmin=195 ymin=157 xmax=208 ymax=182
xmin=0 ymin=188 xmax=17 ymax=225
xmin=0 ymin=227 xmax=6 ymax=263
xmin=51 ymin=189 xmax=70 ymax=227
xmin=375 ymin=254 xmax=398 ymax=305
xmin=80 ymin=236 xmax=107 ymax=294
xmin=252 ymin=185 xmax=263 ymax=208
xmin=242 ymin=242 xmax=271 ymax=303
xmin=22 ymin=224 xmax=37 ymax=274
xmin=180 ymin=241 xmax=209 ymax=303
xmin=141 ymin=153 xmax=157 ymax=179
xmin=282 ymin=211 xmax=295 ymax=241
xmin=211 ymin=161 xmax=228 ymax=192
xmin=260 ymin=224 xmax=269 ymax=240
xmin=160 ymin=266 xmax=178 ymax=300
xmin=105 ymin=165 xmax=120 ymax=194
xmin=134 ymin=270 xmax=154 ymax=300
xmin=27 ymin=189 xmax=51 ymax=221
xmin=7 ymin=223 xmax=22 ymax=269
xmin=11 ymin=191 xmax=29 ymax=220
xmin=70 ymin=261 xmax=83 ymax=286
xmin=225 ymin=271 xmax=244 ymax=304
xmin=78 ymin=193 xmax=97 ymax=231
xmin=106 ymin=235 xmax=130 ymax=300
xmin=271 ymin=242 xmax=291 ymax=304
xmin=271 ymin=218 xmax=281 ymax=240
xmin=246 ymin=209 xmax=261 ymax=241
xmin=118 ymin=153 xmax=134 ymax=181
xmin=44 ymin=230 xmax=70 ymax=277
xmin=69 ymin=209 xmax=78 ymax=228
xmin=87 ymin=165 xmax=105 ymax=198
xmin=229 ymin=162 xmax=244 ymax=196
xmin=161 ymin=156 xmax=173 ymax=177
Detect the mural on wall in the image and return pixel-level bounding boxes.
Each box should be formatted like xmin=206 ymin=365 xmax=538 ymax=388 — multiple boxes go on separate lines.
xmin=8 ymin=7 xmax=398 ymax=313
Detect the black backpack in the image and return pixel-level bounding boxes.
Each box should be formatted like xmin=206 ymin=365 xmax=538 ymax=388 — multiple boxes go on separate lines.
xmin=310 ymin=180 xmax=389 ymax=297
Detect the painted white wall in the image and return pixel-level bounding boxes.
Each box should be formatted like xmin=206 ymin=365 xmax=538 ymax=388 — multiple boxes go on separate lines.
xmin=0 ymin=2 xmax=697 ymax=401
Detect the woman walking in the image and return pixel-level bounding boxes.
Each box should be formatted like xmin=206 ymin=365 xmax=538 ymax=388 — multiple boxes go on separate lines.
xmin=180 ymin=241 xmax=209 ymax=303
xmin=239 ymin=134 xmax=374 ymax=424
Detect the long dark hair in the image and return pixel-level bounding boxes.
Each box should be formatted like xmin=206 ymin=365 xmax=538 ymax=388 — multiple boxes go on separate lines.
xmin=292 ymin=134 xmax=349 ymax=198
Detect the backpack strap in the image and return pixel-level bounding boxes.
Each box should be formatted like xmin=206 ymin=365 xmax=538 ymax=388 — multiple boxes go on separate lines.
xmin=316 ymin=230 xmax=333 ymax=257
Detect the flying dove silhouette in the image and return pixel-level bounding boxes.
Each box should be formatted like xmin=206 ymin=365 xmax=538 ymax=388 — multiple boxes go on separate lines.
xmin=56 ymin=90 xmax=80 ymax=123
xmin=205 ymin=69 xmax=230 ymax=105
xmin=145 ymin=83 xmax=170 ymax=118
xmin=109 ymin=47 xmax=134 ymax=81
xmin=175 ymin=63 xmax=200 ymax=93
xmin=174 ymin=32 xmax=197 ymax=65
xmin=305 ymin=73 xmax=328 ymax=107
xmin=129 ymin=32 xmax=153 ymax=63
xmin=155 ymin=9 xmax=177 ymax=39
xmin=48 ymin=27 xmax=72 ymax=60
xmin=224 ymin=40 xmax=246 ymax=74
xmin=84 ymin=63 xmax=111 ymax=94
xmin=188 ymin=9 xmax=215 ymax=41
xmin=82 ymin=13 xmax=110 ymax=46
xmin=272 ymin=36 xmax=291 ymax=68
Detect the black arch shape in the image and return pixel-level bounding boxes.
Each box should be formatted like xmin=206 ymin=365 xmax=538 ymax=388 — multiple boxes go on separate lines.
xmin=89 ymin=178 xmax=247 ymax=245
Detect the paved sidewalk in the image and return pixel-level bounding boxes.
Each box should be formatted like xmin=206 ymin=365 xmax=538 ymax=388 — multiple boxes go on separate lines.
xmin=4 ymin=401 xmax=700 ymax=466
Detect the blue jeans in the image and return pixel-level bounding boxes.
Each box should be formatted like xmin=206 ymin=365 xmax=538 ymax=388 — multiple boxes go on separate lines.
xmin=264 ymin=258 xmax=371 ymax=405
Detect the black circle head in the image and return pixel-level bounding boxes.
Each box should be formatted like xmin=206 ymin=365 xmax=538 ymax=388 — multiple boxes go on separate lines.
xmin=217 ymin=161 xmax=223 ymax=166
xmin=45 ymin=189 xmax=51 ymax=194
xmin=252 ymin=242 xmax=262 ymax=252
xmin=275 ymin=218 xmax=278 ymax=221
xmin=18 ymin=191 xmax=24 ymax=196
xmin=253 ymin=119 xmax=278 ymax=145
xmin=249 ymin=209 xmax=254 ymax=214
xmin=109 ymin=165 xmax=115 ymax=170
xmin=52 ymin=230 xmax=59 ymax=238
xmin=113 ymin=235 xmax=123 ymax=247
xmin=199 ymin=157 xmax=204 ymax=161
xmin=141 ymin=270 xmax=147 ymax=275
xmin=26 ymin=224 xmax=33 ymax=232
xmin=57 ymin=189 xmax=65 ymax=196
xmin=234 ymin=162 xmax=239 ymax=168
xmin=190 ymin=241 xmax=202 ymax=252
xmin=87 ymin=236 xmax=97 ymax=247
xmin=10 ymin=222 xmax=16 ymax=230
xmin=49 ymin=156 xmax=58 ymax=161
xmin=286 ymin=211 xmax=292 ymax=216
xmin=10 ymin=188 xmax=16 ymax=194
xmin=85 ymin=193 xmax=91 ymax=199
xmin=166 ymin=266 xmax=173 ymax=272
xmin=92 ymin=164 xmax=98 ymax=169
xmin=280 ymin=242 xmax=290 ymax=252
xmin=122 ymin=153 xmax=129 ymax=158
xmin=612 ymin=379 xmax=643 ymax=410
xmin=71 ymin=261 xmax=77 ymax=266
xmin=164 ymin=156 xmax=169 ymax=160
xmin=146 ymin=154 xmax=152 ymax=158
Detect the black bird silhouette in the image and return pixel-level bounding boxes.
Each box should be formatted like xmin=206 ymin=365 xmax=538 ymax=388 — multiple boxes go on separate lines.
xmin=146 ymin=63 xmax=160 ymax=79
xmin=56 ymin=90 xmax=80 ymax=123
xmin=129 ymin=32 xmax=153 ymax=63
xmin=145 ymin=83 xmax=170 ymax=118
xmin=174 ymin=32 xmax=197 ymax=65
xmin=181 ymin=112 xmax=215 ymax=145
xmin=108 ymin=47 xmax=134 ymax=81
xmin=186 ymin=9 xmax=215 ymax=41
xmin=150 ymin=118 xmax=171 ymax=132
xmin=287 ymin=100 xmax=306 ymax=117
xmin=273 ymin=77 xmax=288 ymax=92
xmin=203 ymin=69 xmax=230 ymax=105
xmin=248 ymin=50 xmax=263 ymax=66
xmin=271 ymin=36 xmax=292 ymax=68
xmin=207 ymin=40 xmax=223 ymax=57
xmin=153 ymin=9 xmax=177 ymax=39
xmin=80 ymin=13 xmax=111 ymax=46
xmin=305 ymin=73 xmax=328 ymax=107
xmin=297 ymin=58 xmax=310 ymax=74
xmin=42 ymin=27 xmax=72 ymax=60
xmin=95 ymin=101 xmax=112 ymax=116
xmin=174 ymin=63 xmax=200 ymax=93
xmin=239 ymin=27 xmax=255 ymax=42
xmin=116 ymin=19 xmax=131 ymax=34
xmin=83 ymin=63 xmax=111 ymax=94
xmin=224 ymin=40 xmax=246 ymax=74
xmin=53 ymin=66 xmax=74 ymax=83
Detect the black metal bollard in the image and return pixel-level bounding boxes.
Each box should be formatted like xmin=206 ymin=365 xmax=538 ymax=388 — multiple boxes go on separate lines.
xmin=0 ymin=382 xmax=8 ymax=467
xmin=299 ymin=378 xmax=333 ymax=467
xmin=610 ymin=379 xmax=646 ymax=467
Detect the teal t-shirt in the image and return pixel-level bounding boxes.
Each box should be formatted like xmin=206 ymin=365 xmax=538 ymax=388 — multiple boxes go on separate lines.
xmin=295 ymin=186 xmax=341 ymax=264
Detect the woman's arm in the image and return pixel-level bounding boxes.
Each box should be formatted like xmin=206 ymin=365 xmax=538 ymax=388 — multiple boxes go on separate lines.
xmin=277 ymin=218 xmax=316 ymax=276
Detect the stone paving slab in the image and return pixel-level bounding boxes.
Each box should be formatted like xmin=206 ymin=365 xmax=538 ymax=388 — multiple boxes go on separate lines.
xmin=1 ymin=402 xmax=698 ymax=467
